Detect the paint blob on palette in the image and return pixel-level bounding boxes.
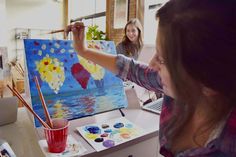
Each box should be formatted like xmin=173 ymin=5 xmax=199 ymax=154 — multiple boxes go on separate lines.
xmin=76 ymin=117 xmax=147 ymax=152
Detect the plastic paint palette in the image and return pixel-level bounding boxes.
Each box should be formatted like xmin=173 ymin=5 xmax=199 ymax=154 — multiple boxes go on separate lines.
xmin=77 ymin=117 xmax=146 ymax=152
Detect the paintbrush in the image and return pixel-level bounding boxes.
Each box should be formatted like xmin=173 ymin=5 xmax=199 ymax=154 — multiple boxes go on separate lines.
xmin=7 ymin=84 xmax=50 ymax=128
xmin=48 ymin=29 xmax=66 ymax=34
xmin=47 ymin=25 xmax=88 ymax=34
xmin=34 ymin=76 xmax=53 ymax=128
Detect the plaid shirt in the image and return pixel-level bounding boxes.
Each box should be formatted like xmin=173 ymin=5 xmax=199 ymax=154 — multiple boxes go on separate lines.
xmin=116 ymin=54 xmax=236 ymax=157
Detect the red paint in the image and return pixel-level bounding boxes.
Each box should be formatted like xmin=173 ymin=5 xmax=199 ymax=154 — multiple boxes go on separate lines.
xmin=71 ymin=63 xmax=90 ymax=89
xmin=95 ymin=45 xmax=100 ymax=49
xmin=34 ymin=41 xmax=40 ymax=46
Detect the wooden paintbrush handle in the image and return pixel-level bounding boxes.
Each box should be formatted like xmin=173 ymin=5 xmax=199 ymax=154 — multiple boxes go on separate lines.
xmin=7 ymin=85 xmax=50 ymax=128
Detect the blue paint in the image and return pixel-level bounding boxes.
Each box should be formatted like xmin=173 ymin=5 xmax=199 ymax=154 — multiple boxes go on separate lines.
xmin=85 ymin=126 xmax=101 ymax=134
xmin=113 ymin=122 xmax=124 ymax=128
xmin=104 ymin=129 xmax=112 ymax=133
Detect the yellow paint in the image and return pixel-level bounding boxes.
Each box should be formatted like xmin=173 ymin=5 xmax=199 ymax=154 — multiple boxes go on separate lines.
xmin=85 ymin=133 xmax=98 ymax=140
xmin=36 ymin=54 xmax=65 ymax=94
xmin=77 ymin=55 xmax=105 ymax=80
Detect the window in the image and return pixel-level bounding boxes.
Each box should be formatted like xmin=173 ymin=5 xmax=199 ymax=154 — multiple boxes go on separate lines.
xmin=144 ymin=0 xmax=168 ymax=45
xmin=68 ymin=0 xmax=106 ymax=32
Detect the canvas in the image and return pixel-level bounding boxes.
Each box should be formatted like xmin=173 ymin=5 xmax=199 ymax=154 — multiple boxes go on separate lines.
xmin=24 ymin=39 xmax=128 ymax=127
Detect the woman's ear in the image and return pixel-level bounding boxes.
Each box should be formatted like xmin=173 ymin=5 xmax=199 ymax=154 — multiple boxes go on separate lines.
xmin=202 ymin=86 xmax=218 ymax=96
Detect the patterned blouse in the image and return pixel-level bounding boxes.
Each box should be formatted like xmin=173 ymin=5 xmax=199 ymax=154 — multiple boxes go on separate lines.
xmin=116 ymin=54 xmax=236 ymax=157
xmin=116 ymin=42 xmax=140 ymax=60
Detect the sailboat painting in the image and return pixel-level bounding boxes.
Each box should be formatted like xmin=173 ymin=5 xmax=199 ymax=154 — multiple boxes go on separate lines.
xmin=24 ymin=39 xmax=128 ymax=127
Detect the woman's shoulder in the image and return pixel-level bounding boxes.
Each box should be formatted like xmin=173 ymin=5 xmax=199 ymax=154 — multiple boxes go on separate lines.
xmin=116 ymin=42 xmax=125 ymax=48
xmin=116 ymin=42 xmax=125 ymax=54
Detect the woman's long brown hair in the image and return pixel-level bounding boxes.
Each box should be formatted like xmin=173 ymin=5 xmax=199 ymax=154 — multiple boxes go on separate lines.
xmin=157 ymin=0 xmax=236 ymax=146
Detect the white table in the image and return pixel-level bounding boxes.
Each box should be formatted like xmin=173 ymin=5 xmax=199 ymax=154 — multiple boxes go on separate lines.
xmin=0 ymin=87 xmax=161 ymax=156
xmin=0 ymin=107 xmax=160 ymax=157
xmin=0 ymin=108 xmax=44 ymax=157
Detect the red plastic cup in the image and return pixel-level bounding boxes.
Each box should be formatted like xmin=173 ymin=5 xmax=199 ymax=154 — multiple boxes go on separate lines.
xmin=43 ymin=118 xmax=69 ymax=153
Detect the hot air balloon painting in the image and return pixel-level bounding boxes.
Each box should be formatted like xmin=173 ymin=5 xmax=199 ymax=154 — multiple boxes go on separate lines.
xmin=24 ymin=39 xmax=128 ymax=127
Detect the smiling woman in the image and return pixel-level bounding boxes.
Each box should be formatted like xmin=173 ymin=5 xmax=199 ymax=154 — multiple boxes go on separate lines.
xmin=116 ymin=18 xmax=144 ymax=60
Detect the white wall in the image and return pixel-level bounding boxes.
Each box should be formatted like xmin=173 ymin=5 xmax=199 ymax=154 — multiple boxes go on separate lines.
xmin=0 ymin=0 xmax=6 ymax=46
xmin=144 ymin=0 xmax=168 ymax=45
xmin=6 ymin=0 xmax=64 ymax=61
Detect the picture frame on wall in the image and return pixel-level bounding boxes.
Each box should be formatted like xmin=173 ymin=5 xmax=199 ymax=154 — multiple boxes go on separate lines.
xmin=113 ymin=0 xmax=129 ymax=29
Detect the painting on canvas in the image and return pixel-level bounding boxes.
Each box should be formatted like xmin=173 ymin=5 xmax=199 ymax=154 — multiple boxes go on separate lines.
xmin=24 ymin=39 xmax=128 ymax=127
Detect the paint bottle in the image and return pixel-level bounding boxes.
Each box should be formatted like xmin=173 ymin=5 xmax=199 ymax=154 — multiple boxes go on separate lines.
xmin=0 ymin=139 xmax=16 ymax=157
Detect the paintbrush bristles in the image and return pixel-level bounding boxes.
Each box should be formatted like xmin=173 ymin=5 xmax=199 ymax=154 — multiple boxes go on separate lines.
xmin=9 ymin=61 xmax=24 ymax=77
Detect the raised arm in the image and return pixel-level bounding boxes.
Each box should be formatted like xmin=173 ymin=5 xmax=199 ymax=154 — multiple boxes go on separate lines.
xmin=67 ymin=22 xmax=163 ymax=94
xmin=67 ymin=22 xmax=119 ymax=75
